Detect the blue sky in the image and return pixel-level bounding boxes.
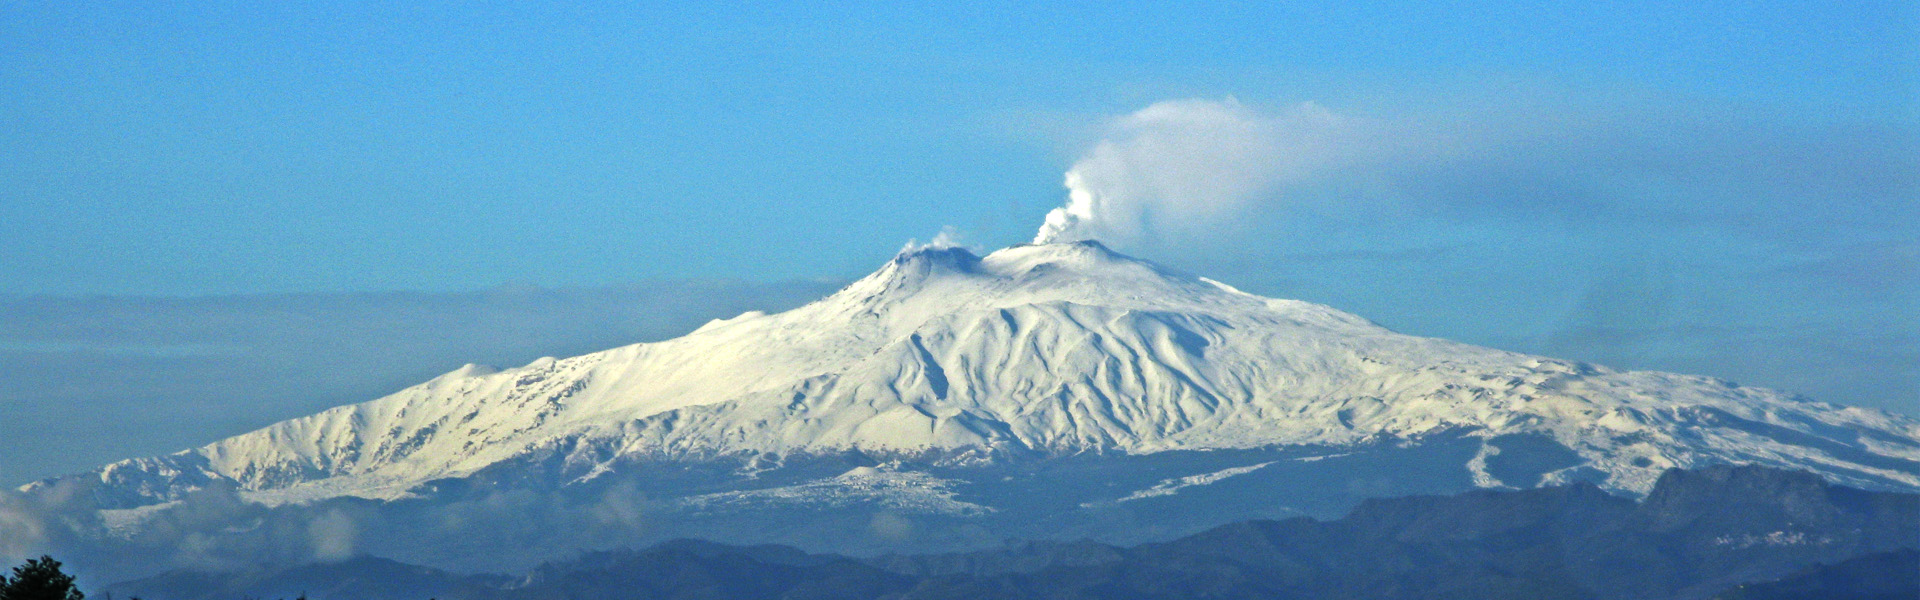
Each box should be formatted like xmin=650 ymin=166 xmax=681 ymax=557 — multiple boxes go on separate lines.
xmin=1 ymin=2 xmax=1915 ymax=483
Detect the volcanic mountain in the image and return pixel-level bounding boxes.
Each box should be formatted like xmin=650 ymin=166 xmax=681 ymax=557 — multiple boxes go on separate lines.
xmin=20 ymin=241 xmax=1920 ymax=575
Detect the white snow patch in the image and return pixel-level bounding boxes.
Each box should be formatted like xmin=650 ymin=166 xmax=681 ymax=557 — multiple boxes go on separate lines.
xmin=678 ymin=465 xmax=990 ymax=516
xmin=1108 ymin=461 xmax=1278 ymax=505
xmin=1712 ymin=531 xmax=1834 ymax=549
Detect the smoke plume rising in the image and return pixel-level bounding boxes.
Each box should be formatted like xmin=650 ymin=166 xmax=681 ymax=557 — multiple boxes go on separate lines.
xmin=1033 ymin=98 xmax=1374 ymax=245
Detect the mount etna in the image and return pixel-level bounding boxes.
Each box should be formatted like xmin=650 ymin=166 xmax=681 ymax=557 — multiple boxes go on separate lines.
xmin=6 ymin=241 xmax=1918 ymax=585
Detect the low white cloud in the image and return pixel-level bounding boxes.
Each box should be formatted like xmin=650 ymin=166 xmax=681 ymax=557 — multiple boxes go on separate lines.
xmin=307 ymin=509 xmax=358 ymax=562
xmin=0 ymin=501 xmax=50 ymax=560
xmin=868 ymin=511 xmax=914 ymax=541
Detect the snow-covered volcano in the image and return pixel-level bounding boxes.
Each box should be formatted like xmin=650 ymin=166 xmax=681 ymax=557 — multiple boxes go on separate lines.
xmin=66 ymin=241 xmax=1920 ymax=505
xmin=23 ymin=241 xmax=1920 ymax=573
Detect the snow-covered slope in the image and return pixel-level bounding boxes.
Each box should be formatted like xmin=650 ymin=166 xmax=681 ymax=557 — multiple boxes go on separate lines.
xmin=55 ymin=241 xmax=1920 ymax=514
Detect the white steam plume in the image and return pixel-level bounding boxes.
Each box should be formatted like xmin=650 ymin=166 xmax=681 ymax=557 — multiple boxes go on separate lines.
xmin=1034 ymin=98 xmax=1368 ymax=245
xmin=901 ymin=225 xmax=966 ymax=252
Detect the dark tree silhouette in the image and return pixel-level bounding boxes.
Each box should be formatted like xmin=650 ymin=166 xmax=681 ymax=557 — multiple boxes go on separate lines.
xmin=0 ymin=555 xmax=85 ymax=600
